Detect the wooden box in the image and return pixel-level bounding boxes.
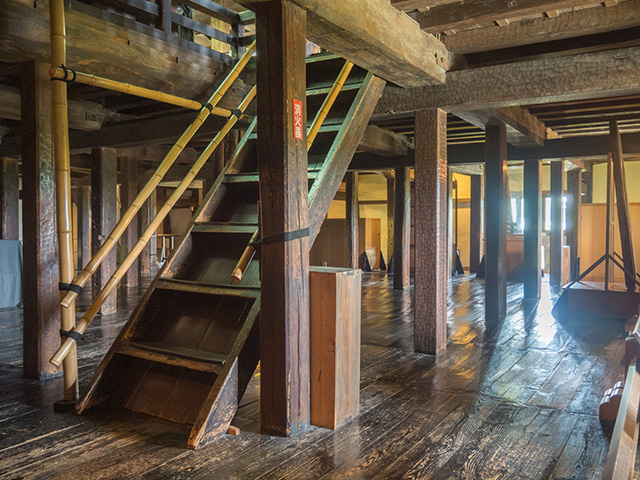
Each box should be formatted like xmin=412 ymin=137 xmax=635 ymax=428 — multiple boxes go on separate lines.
xmin=309 ymin=266 xmax=361 ymax=429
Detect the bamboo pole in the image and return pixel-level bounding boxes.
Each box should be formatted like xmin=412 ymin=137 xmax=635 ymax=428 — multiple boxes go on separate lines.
xmin=50 ymin=0 xmax=78 ymax=402
xmin=230 ymin=60 xmax=353 ymax=283
xmin=59 ymin=40 xmax=256 ymax=309
xmin=49 ymin=67 xmax=230 ymax=117
xmin=307 ymin=61 xmax=353 ymax=149
xmin=50 ymin=86 xmax=257 ymax=367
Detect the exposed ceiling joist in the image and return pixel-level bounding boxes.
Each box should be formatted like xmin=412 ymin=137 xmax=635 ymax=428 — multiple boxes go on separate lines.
xmin=455 ymin=107 xmax=550 ymax=147
xmin=417 ymin=0 xmax=600 ymax=34
xmin=376 ymin=46 xmax=640 ymax=114
xmin=238 ymin=0 xmax=457 ymax=87
xmin=443 ymin=0 xmax=640 ymax=54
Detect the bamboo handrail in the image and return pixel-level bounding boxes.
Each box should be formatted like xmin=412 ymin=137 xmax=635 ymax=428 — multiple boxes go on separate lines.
xmin=307 ymin=61 xmax=353 ymax=149
xmin=49 ymin=67 xmax=231 ymax=117
xmin=230 ymin=60 xmax=353 ymax=283
xmin=50 ymin=0 xmax=79 ymax=401
xmin=59 ymin=40 xmax=256 ymax=309
xmin=50 ymin=86 xmax=257 ymax=367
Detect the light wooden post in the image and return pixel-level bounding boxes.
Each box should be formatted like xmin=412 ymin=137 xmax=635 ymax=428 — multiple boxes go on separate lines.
xmin=91 ymin=147 xmax=118 ymax=314
xmin=550 ymin=161 xmax=565 ymax=287
xmin=345 ymin=172 xmax=359 ymax=269
xmin=0 ymin=157 xmax=20 ymax=240
xmin=256 ymin=0 xmax=310 ymax=437
xmin=523 ymin=159 xmax=542 ymax=299
xmin=566 ymin=169 xmax=582 ymax=281
xmin=121 ymin=157 xmax=139 ymax=287
xmin=21 ymin=60 xmax=62 ymax=381
xmin=485 ymin=121 xmax=507 ymax=323
xmin=469 ymin=174 xmax=483 ymax=273
xmin=393 ymin=167 xmax=411 ymax=289
xmin=414 ymin=109 xmax=448 ymax=355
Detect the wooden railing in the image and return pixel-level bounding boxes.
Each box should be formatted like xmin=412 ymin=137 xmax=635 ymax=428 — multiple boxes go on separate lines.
xmin=70 ymin=0 xmax=255 ymax=63
xmin=603 ymin=317 xmax=640 ymax=479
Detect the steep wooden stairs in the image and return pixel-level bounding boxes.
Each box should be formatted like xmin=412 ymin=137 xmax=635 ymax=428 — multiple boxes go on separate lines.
xmin=76 ymin=55 xmax=386 ymax=449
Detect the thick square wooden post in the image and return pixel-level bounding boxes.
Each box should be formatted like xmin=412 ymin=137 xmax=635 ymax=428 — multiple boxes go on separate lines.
xmin=91 ymin=147 xmax=118 ymax=314
xmin=550 ymin=161 xmax=565 ymax=287
xmin=120 ymin=156 xmax=139 ymax=287
xmin=485 ymin=122 xmax=507 ymax=323
xmin=469 ymin=174 xmax=483 ymax=273
xmin=393 ymin=167 xmax=411 ymax=289
xmin=566 ymin=169 xmax=582 ymax=281
xmin=77 ymin=186 xmax=91 ymax=269
xmin=256 ymin=0 xmax=310 ymax=437
xmin=523 ymin=160 xmax=542 ymax=299
xmin=345 ymin=171 xmax=359 ymax=269
xmin=0 ymin=157 xmax=20 ymax=240
xmin=414 ymin=109 xmax=448 ymax=355
xmin=21 ymin=61 xmax=61 ymax=380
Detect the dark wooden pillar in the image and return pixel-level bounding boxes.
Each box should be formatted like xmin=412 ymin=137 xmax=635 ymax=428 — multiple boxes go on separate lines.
xmin=120 ymin=157 xmax=139 ymax=287
xmin=345 ymin=171 xmax=359 ymax=269
xmin=582 ymin=162 xmax=593 ymax=204
xmin=550 ymin=161 xmax=565 ymax=287
xmin=138 ymin=170 xmax=156 ymax=277
xmin=91 ymin=147 xmax=118 ymax=314
xmin=414 ymin=109 xmax=448 ymax=355
xmin=523 ymin=160 xmax=542 ymax=299
xmin=485 ymin=122 xmax=508 ymax=323
xmin=0 ymin=157 xmax=20 ymax=240
xmin=393 ymin=167 xmax=410 ymax=289
xmin=469 ymin=174 xmax=482 ymax=273
xmin=21 ymin=60 xmax=61 ymax=379
xmin=77 ymin=186 xmax=91 ymax=269
xmin=256 ymin=0 xmax=310 ymax=437
xmin=566 ymin=169 xmax=582 ymax=281
xmin=386 ymin=174 xmax=394 ymax=265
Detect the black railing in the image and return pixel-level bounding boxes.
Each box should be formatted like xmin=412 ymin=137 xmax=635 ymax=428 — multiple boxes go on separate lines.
xmin=70 ymin=0 xmax=255 ymax=64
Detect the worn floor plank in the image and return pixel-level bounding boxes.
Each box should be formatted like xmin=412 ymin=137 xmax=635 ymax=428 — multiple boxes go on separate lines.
xmin=0 ymin=273 xmax=626 ymax=479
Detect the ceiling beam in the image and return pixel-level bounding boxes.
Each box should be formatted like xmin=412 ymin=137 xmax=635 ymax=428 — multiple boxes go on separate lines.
xmin=238 ymin=0 xmax=456 ymax=87
xmin=376 ymin=46 xmax=640 ymax=114
xmin=417 ymin=0 xmax=599 ymax=34
xmin=391 ymin=0 xmax=459 ymax=11
xmin=455 ymin=107 xmax=550 ymax=147
xmin=0 ymin=84 xmax=114 ymax=131
xmin=443 ymin=1 xmax=640 ymax=54
xmin=358 ymin=125 xmax=411 ymax=156
xmin=349 ymin=133 xmax=640 ymax=170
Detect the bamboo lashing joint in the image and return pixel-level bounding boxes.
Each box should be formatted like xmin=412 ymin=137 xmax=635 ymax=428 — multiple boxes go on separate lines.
xmin=58 ymin=40 xmax=256 ymax=310
xmin=230 ymin=60 xmax=353 ymax=284
xmin=50 ymin=86 xmax=257 ymax=367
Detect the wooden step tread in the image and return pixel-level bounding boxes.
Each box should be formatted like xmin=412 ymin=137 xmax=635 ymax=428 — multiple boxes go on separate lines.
xmin=156 ymin=278 xmax=260 ymax=297
xmin=118 ymin=340 xmax=226 ymax=373
xmin=192 ymin=223 xmax=257 ymax=234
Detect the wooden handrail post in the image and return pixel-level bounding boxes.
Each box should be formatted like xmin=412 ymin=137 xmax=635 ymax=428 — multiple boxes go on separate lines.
xmin=59 ymin=41 xmax=256 ymax=309
xmin=50 ymin=86 xmax=257 ymax=367
xmin=50 ymin=0 xmax=79 ymax=402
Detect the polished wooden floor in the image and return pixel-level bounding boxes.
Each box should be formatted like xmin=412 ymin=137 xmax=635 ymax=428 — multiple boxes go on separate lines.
xmin=0 ymin=273 xmax=630 ymax=479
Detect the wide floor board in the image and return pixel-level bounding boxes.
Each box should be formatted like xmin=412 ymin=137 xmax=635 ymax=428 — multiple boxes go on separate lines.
xmin=0 ymin=273 xmax=629 ymax=479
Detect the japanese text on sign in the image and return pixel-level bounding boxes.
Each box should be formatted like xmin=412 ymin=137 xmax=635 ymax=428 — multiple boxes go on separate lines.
xmin=293 ymin=99 xmax=303 ymax=140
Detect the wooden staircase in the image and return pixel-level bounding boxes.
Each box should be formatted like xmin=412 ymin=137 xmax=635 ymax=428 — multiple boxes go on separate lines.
xmin=76 ymin=55 xmax=386 ymax=450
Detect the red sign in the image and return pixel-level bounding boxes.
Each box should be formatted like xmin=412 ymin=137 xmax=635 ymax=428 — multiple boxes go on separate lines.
xmin=293 ymin=98 xmax=303 ymax=140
